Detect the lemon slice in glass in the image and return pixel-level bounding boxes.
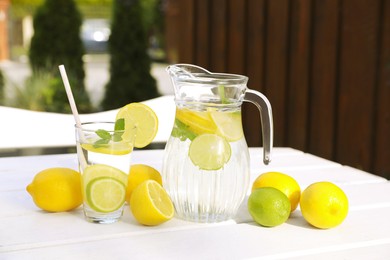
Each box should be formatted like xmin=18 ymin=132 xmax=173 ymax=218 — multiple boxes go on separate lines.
xmin=81 ymin=142 xmax=133 ymax=155
xmin=209 ymin=110 xmax=244 ymax=142
xmin=130 ymin=180 xmax=174 ymax=226
xmin=83 ymin=164 xmax=128 ymax=187
xmin=86 ymin=176 xmax=126 ymax=213
xmin=189 ymin=133 xmax=231 ymax=170
xmin=116 ymin=103 xmax=158 ymax=148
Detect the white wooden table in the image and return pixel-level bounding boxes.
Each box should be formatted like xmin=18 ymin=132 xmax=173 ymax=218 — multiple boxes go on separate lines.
xmin=1 ymin=148 xmax=389 ymax=259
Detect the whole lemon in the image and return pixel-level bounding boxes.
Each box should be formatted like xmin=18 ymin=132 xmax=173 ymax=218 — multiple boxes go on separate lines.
xmin=252 ymin=171 xmax=301 ymax=213
xmin=26 ymin=168 xmax=82 ymax=212
xmin=248 ymin=187 xmax=291 ymax=227
xmin=300 ymin=182 xmax=349 ymax=229
xmin=126 ymin=164 xmax=162 ymax=203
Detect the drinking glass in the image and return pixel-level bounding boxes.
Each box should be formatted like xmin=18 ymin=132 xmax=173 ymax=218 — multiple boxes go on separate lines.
xmin=75 ymin=121 xmax=136 ymax=224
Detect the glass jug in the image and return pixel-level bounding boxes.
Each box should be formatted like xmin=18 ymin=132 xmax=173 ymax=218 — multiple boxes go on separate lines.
xmin=162 ymin=64 xmax=273 ymax=223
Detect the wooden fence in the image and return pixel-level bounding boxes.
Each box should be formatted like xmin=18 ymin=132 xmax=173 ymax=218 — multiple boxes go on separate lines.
xmin=164 ymin=0 xmax=390 ymax=179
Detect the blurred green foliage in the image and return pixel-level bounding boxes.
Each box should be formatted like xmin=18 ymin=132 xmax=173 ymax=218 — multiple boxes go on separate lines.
xmin=11 ymin=0 xmax=159 ymax=31
xmin=28 ymin=0 xmax=91 ymax=113
xmin=8 ymin=0 xmax=163 ymax=112
xmin=101 ymin=0 xmax=159 ymax=110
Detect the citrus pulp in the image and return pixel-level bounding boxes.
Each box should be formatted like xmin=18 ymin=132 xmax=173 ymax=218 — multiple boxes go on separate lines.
xmin=130 ymin=180 xmax=174 ymax=226
xmin=188 ymin=133 xmax=231 ymax=170
xmin=126 ymin=164 xmax=162 ymax=202
xmin=116 ymin=103 xmax=158 ymax=148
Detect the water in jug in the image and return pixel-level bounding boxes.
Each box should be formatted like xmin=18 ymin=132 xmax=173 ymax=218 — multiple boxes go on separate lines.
xmin=162 ymin=64 xmax=273 ymax=223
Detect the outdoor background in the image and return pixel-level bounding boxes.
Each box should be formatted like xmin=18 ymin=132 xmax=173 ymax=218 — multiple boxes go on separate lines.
xmin=0 ymin=0 xmax=389 ymax=180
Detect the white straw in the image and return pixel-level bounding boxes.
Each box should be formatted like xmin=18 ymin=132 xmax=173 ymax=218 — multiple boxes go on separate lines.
xmin=59 ymin=64 xmax=87 ymax=169
xmin=58 ymin=65 xmax=83 ymax=128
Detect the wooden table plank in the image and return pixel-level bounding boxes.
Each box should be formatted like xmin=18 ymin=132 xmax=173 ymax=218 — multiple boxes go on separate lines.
xmin=2 ymin=205 xmax=389 ymax=259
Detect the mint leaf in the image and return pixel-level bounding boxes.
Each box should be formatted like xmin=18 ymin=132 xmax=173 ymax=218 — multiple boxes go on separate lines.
xmin=113 ymin=118 xmax=125 ymax=142
xmin=172 ymin=119 xmax=197 ymax=141
xmin=115 ymin=118 xmax=125 ymax=131
xmin=93 ymin=137 xmax=110 ymax=148
xmin=96 ymin=129 xmax=111 ymax=140
xmin=218 ymin=85 xmax=228 ymax=104
xmin=93 ymin=119 xmax=126 ymax=146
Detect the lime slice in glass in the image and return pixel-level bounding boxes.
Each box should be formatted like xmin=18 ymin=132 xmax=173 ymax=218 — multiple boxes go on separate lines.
xmin=86 ymin=176 xmax=126 ymax=213
xmin=209 ymin=110 xmax=244 ymax=142
xmin=189 ymin=134 xmax=231 ymax=170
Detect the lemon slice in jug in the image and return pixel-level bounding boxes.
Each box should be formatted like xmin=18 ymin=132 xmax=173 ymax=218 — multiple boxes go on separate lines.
xmin=175 ymin=108 xmax=217 ymax=135
xmin=209 ymin=110 xmax=243 ymax=142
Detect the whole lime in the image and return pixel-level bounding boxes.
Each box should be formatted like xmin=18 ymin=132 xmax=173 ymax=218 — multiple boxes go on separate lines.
xmin=252 ymin=171 xmax=301 ymax=213
xmin=248 ymin=187 xmax=291 ymax=227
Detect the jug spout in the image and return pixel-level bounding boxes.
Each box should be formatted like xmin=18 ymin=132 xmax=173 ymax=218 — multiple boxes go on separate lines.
xmin=166 ymin=64 xmax=211 ymax=79
xmin=244 ymin=89 xmax=273 ymax=165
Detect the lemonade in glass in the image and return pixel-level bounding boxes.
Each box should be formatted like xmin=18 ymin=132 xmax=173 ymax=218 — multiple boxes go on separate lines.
xmin=75 ymin=121 xmax=137 ymax=224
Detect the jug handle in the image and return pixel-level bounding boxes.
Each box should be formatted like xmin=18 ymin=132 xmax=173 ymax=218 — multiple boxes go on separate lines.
xmin=244 ymin=89 xmax=273 ymax=165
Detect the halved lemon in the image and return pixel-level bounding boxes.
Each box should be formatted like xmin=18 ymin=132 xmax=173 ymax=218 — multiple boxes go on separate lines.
xmin=126 ymin=164 xmax=162 ymax=202
xmin=130 ymin=180 xmax=174 ymax=226
xmin=86 ymin=177 xmax=126 ymax=213
xmin=116 ymin=103 xmax=158 ymax=148
xmin=188 ymin=133 xmax=231 ymax=170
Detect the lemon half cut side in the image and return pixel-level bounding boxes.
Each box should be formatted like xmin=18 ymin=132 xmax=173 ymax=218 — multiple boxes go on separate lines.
xmin=130 ymin=180 xmax=174 ymax=226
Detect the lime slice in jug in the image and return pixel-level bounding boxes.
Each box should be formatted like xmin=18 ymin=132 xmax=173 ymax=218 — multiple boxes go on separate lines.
xmin=189 ymin=133 xmax=231 ymax=170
